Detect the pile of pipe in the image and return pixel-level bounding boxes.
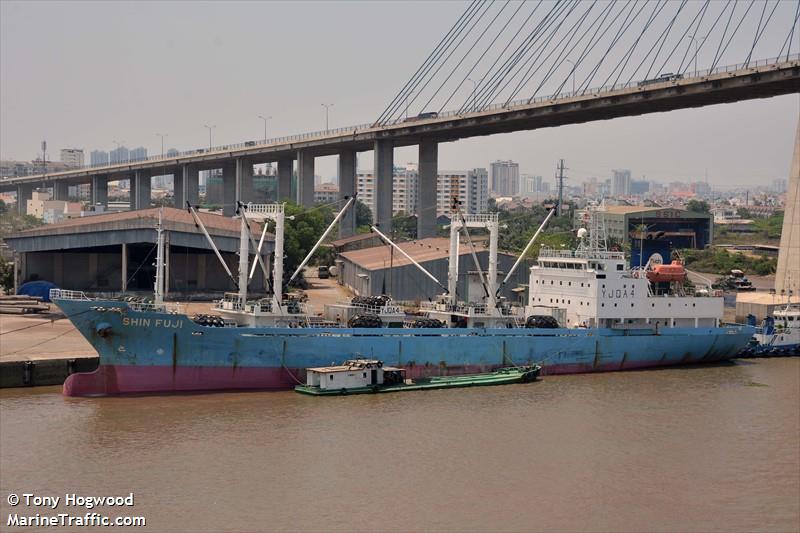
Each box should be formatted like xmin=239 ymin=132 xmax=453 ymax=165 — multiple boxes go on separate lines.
xmin=406 ymin=318 xmax=444 ymax=328
xmin=348 ymin=314 xmax=383 ymax=328
xmin=525 ymin=315 xmax=560 ymax=329
xmin=192 ymin=314 xmax=226 ymax=327
xmin=351 ymin=295 xmax=391 ymax=308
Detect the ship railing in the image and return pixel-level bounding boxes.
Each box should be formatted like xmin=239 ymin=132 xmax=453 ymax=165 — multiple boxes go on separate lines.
xmin=539 ymin=248 xmax=625 ymax=260
xmin=128 ymin=301 xmax=185 ymax=314
xmin=420 ymin=301 xmax=489 ymax=315
xmin=50 ymin=288 xmax=91 ymax=301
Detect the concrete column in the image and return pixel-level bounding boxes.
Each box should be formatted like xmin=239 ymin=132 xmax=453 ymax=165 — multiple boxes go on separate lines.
xmin=133 ymin=170 xmax=152 ymax=210
xmin=54 ymin=180 xmax=69 ymax=201
xmin=418 ymin=141 xmax=438 ymax=238
xmin=277 ymin=158 xmax=294 ymax=201
xmin=222 ymin=161 xmax=237 ymax=216
xmin=775 ymin=116 xmax=800 ymax=297
xmin=374 ymin=140 xmax=394 ymax=231
xmin=173 ymin=169 xmax=184 ymax=207
xmin=184 ymin=164 xmax=199 ymax=206
xmin=236 ymin=158 xmax=253 ymax=205
xmin=338 ymin=150 xmax=357 ymax=238
xmin=121 ymin=243 xmax=128 ymax=292
xmin=91 ymin=175 xmax=108 ymax=208
xmin=297 ymin=150 xmax=315 ymax=207
xmin=16 ymin=183 xmax=33 ymax=215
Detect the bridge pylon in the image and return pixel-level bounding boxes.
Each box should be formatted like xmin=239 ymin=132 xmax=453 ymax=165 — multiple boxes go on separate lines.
xmin=775 ymin=116 xmax=800 ymax=298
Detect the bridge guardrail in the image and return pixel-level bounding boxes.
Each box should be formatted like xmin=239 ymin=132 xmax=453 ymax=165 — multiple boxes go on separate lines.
xmin=6 ymin=54 xmax=798 ymax=182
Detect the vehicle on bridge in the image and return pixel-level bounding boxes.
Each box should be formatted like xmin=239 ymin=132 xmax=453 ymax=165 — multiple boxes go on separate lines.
xmin=638 ymin=72 xmax=683 ymax=87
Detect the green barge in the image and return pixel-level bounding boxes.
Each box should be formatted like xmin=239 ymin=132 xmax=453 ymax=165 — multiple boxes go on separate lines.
xmin=294 ymin=359 xmax=541 ymax=396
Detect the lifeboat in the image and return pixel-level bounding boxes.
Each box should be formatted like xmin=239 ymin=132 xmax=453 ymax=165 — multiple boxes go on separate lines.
xmin=646 ymin=260 xmax=687 ymax=283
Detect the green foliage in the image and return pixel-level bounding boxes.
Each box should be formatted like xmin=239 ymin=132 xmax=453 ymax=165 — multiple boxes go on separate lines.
xmin=355 ymin=200 xmax=372 ymax=227
xmin=752 ymin=213 xmax=783 ymax=239
xmin=0 ymin=260 xmax=13 ymax=291
xmin=682 ymin=248 xmax=776 ymax=276
xmin=282 ymin=203 xmax=332 ymax=283
xmin=686 ymin=199 xmax=711 ymax=214
xmin=391 ymin=212 xmax=417 ymax=240
xmin=496 ymin=205 xmax=575 ymax=258
xmin=0 ymin=199 xmax=7 ymax=214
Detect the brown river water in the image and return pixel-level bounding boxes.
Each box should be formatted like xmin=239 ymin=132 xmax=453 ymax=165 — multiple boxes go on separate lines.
xmin=1 ymin=358 xmax=798 ymax=533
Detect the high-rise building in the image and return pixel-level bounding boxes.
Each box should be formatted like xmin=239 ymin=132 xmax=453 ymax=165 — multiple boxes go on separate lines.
xmin=166 ymin=148 xmax=179 ymax=157
xmin=314 ymin=183 xmax=339 ymax=204
xmin=356 ymin=166 xmax=488 ymax=219
xmin=436 ymin=168 xmax=488 ymax=216
xmin=109 ymin=146 xmax=129 ymax=164
xmin=489 ymin=160 xmax=519 ymax=197
xmin=129 ymin=147 xmax=147 ymax=161
xmin=90 ymin=150 xmax=109 ymax=166
xmin=520 ymin=174 xmax=545 ymax=197
xmin=772 ymin=178 xmax=787 ymax=194
xmin=60 ymin=148 xmax=84 ymax=167
xmin=611 ymin=169 xmax=631 ymax=196
xmin=630 ymin=180 xmax=650 ymax=195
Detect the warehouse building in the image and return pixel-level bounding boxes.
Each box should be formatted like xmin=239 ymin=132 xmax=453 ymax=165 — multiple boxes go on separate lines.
xmin=589 ymin=206 xmax=714 ymax=266
xmin=5 ymin=207 xmax=273 ymax=296
xmin=336 ymin=237 xmax=528 ymax=303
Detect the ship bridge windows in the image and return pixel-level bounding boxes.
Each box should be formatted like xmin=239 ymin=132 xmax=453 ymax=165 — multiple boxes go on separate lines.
xmin=617 ymin=264 xmax=624 ymax=271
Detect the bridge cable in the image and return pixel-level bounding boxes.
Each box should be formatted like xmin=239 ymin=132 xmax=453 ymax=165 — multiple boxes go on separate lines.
xmin=475 ymin=0 xmax=579 ymax=110
xmin=606 ymin=0 xmax=668 ymax=88
xmin=578 ymin=0 xmax=648 ymax=93
xmin=519 ymin=0 xmax=613 ymax=103
xmin=463 ymin=0 xmax=573 ymax=113
xmin=625 ymin=0 xmax=688 ymax=85
xmin=417 ymin=0 xmax=505 ymax=114
xmin=386 ymin=1 xmax=491 ymax=123
xmin=709 ymin=1 xmax=739 ymax=71
xmin=373 ymin=0 xmax=481 ymax=126
xmin=378 ymin=0 xmax=484 ymax=125
xmin=675 ymin=0 xmax=711 ymax=76
xmin=678 ymin=0 xmax=735 ymax=78
xmin=711 ymin=0 xmax=757 ymax=71
xmin=641 ymin=0 xmax=689 ymax=81
xmin=436 ymin=0 xmax=526 ymax=114
xmin=744 ymin=0 xmax=780 ymax=67
xmin=548 ymin=0 xmax=629 ymax=99
xmin=776 ymin=0 xmax=800 ymax=61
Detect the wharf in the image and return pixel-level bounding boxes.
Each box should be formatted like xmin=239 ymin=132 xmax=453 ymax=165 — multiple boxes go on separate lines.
xmin=0 ymin=311 xmax=99 ymax=388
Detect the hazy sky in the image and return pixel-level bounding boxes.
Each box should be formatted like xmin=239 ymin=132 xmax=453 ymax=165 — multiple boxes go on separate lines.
xmin=1 ymin=1 xmax=798 ymax=188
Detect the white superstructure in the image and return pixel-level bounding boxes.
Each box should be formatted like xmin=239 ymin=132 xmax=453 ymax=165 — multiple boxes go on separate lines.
xmin=526 ymin=211 xmax=723 ymax=329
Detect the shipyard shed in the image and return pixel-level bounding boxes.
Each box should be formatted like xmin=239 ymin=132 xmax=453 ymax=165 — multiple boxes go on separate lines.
xmin=337 ymin=237 xmax=527 ymax=302
xmin=4 ymin=207 xmax=274 ymax=296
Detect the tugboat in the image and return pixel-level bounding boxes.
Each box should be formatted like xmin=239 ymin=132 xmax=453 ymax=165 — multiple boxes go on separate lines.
xmin=294 ymin=359 xmax=541 ymax=396
xmin=741 ymin=303 xmax=800 ymax=357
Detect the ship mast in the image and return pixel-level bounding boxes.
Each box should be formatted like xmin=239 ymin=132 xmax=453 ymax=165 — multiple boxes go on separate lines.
xmin=154 ymin=207 xmax=165 ymax=306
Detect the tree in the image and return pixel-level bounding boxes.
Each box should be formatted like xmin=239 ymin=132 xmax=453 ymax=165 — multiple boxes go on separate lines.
xmin=686 ymin=199 xmax=710 ymax=214
xmin=0 ymin=199 xmax=7 ymax=214
xmin=355 ymin=200 xmax=372 ymax=227
xmin=391 ymin=212 xmax=417 ymax=240
xmin=282 ymin=203 xmax=330 ymax=287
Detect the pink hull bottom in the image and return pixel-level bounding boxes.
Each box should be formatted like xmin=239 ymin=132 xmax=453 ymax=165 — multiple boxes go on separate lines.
xmin=62 ymin=357 xmax=731 ymax=397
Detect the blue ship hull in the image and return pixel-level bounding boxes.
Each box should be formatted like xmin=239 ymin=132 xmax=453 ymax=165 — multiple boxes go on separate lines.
xmin=56 ymin=299 xmax=754 ymax=396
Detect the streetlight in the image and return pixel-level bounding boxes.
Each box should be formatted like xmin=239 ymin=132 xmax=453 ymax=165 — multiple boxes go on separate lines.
xmin=686 ymin=35 xmax=699 ymax=76
xmin=321 ymin=104 xmax=334 ymax=131
xmin=203 ymin=124 xmax=216 ymax=150
xmin=258 ymin=115 xmax=272 ymax=143
xmin=467 ymin=78 xmax=478 ymax=112
xmin=565 ymin=59 xmax=577 ymax=94
xmin=155 ymin=133 xmax=168 ymax=157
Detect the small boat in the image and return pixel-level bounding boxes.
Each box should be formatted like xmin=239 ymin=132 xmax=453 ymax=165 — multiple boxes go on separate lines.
xmin=294 ymin=358 xmax=541 ymax=396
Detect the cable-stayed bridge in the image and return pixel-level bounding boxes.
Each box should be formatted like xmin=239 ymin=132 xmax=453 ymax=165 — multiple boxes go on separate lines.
xmin=2 ymin=0 xmax=799 ymax=239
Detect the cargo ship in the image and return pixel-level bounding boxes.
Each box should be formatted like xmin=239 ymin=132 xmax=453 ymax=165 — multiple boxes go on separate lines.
xmin=54 ymin=202 xmax=753 ymax=396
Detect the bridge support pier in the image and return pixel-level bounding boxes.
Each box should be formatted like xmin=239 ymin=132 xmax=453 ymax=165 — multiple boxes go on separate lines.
xmin=277 ymin=158 xmax=293 ymax=202
xmin=338 ymin=150 xmax=357 ymax=238
xmin=53 ymin=181 xmax=69 ymax=201
xmin=236 ymin=158 xmax=253 ymax=205
xmin=222 ymin=162 xmax=237 ymax=216
xmin=776 ymin=116 xmax=800 ymax=297
xmin=174 ymin=164 xmax=199 ymax=207
xmin=132 ymin=170 xmax=151 ymax=210
xmin=16 ymin=183 xmax=33 ymax=215
xmin=417 ymin=140 xmax=438 ymax=238
xmin=297 ymin=150 xmax=314 ymax=207
xmin=374 ymin=140 xmax=394 ymax=232
xmin=173 ymin=169 xmax=184 ymax=207
xmin=91 ymin=176 xmax=108 ymax=209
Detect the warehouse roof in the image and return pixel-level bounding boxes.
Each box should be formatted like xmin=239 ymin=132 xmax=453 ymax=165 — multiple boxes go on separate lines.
xmin=340 ymin=237 xmax=514 ymax=271
xmin=5 ymin=207 xmax=272 ymax=254
xmin=600 ymin=205 xmax=711 ymax=218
